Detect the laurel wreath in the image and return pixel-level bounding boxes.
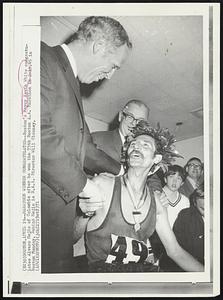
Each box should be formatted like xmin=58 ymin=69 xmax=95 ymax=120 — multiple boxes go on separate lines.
xmin=121 ymin=120 xmax=183 ymax=170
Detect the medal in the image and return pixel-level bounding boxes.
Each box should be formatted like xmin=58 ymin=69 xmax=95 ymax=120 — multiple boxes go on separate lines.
xmin=133 ymin=211 xmax=141 ymax=232
xmin=123 ymin=175 xmax=147 ymax=232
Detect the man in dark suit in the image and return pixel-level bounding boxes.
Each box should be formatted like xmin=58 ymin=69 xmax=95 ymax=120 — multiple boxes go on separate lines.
xmin=90 ymin=100 xmax=163 ymax=191
xmin=179 ymin=157 xmax=203 ymax=202
xmin=41 ymin=16 xmax=132 ymax=273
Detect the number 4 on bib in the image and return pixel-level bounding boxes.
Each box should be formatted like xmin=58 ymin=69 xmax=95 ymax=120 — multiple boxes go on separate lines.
xmin=106 ymin=234 xmax=149 ymax=264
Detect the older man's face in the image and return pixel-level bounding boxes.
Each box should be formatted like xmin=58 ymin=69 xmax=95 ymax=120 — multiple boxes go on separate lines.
xmin=81 ymin=43 xmax=129 ymax=84
xmin=186 ymin=159 xmax=202 ymax=181
xmin=119 ymin=104 xmax=149 ymax=137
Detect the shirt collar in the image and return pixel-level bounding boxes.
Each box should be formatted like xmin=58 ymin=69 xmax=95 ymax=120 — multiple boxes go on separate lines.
xmin=61 ymin=44 xmax=78 ymax=77
xmin=119 ymin=129 xmax=125 ymax=145
xmin=187 ymin=176 xmax=197 ymax=189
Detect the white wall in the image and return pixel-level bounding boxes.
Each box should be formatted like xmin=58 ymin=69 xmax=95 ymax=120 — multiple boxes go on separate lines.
xmin=41 ymin=17 xmax=77 ymax=46
xmin=174 ymin=136 xmax=204 ymax=166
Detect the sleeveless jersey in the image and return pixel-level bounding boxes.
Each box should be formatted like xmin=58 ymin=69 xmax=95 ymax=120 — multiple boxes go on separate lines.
xmin=86 ymin=176 xmax=156 ymax=268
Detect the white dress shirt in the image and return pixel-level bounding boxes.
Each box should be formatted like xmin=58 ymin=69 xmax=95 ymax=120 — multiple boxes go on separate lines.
xmin=61 ymin=43 xmax=78 ymax=77
xmin=119 ymin=129 xmax=125 ymax=145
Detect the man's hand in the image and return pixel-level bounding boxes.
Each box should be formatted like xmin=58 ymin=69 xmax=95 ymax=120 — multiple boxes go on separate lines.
xmin=147 ymin=164 xmax=160 ymax=176
xmin=79 ymin=179 xmax=104 ymax=214
xmin=159 ymin=162 xmax=168 ymax=173
xmin=147 ymin=162 xmax=168 ymax=177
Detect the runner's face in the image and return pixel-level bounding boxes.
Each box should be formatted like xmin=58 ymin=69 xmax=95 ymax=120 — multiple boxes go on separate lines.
xmin=165 ymin=172 xmax=183 ymax=192
xmin=127 ymin=135 xmax=157 ymax=169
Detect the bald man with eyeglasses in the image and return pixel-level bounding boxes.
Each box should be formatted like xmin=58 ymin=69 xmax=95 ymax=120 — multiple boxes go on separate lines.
xmin=179 ymin=157 xmax=204 ymax=201
xmin=87 ymin=100 xmax=163 ymax=192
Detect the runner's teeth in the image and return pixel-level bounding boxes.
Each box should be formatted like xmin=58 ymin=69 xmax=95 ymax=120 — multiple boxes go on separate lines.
xmin=132 ymin=152 xmax=140 ymax=157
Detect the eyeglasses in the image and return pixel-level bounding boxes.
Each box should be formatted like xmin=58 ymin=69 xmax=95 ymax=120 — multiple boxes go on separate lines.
xmin=122 ymin=111 xmax=144 ymax=125
xmin=188 ymin=163 xmax=202 ymax=170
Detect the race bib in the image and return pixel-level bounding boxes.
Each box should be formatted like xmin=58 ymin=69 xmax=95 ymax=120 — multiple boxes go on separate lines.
xmin=105 ymin=234 xmax=156 ymax=264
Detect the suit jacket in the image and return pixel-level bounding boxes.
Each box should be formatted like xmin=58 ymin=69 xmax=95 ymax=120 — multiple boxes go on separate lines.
xmin=173 ymin=206 xmax=204 ymax=265
xmin=159 ymin=205 xmax=204 ymax=272
xmin=41 ymin=42 xmax=121 ymax=272
xmin=179 ymin=177 xmax=195 ymax=199
xmin=91 ymin=129 xmax=162 ymax=192
xmin=91 ymin=128 xmax=122 ymax=163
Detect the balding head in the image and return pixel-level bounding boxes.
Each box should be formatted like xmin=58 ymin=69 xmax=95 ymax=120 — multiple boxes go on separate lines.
xmin=118 ymin=100 xmax=150 ymax=137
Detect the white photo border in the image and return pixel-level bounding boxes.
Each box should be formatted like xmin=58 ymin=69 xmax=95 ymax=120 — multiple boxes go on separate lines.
xmin=3 ymin=2 xmax=220 ymax=296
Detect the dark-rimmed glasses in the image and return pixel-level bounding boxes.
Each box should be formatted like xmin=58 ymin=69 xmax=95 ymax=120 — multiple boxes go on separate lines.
xmin=188 ymin=163 xmax=202 ymax=170
xmin=122 ymin=111 xmax=145 ymax=125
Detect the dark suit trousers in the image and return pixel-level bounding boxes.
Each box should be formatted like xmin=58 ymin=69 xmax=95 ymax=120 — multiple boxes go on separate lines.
xmin=41 ymin=182 xmax=88 ymax=273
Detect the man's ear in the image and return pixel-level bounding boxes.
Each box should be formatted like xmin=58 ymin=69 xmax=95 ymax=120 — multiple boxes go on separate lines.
xmin=154 ymin=154 xmax=162 ymax=165
xmin=92 ymin=40 xmax=106 ymax=55
xmin=118 ymin=111 xmax=123 ymax=122
xmin=164 ymin=177 xmax=167 ymax=184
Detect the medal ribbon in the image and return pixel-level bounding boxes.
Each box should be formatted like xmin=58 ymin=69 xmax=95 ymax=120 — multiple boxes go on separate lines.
xmin=123 ymin=175 xmax=147 ymax=231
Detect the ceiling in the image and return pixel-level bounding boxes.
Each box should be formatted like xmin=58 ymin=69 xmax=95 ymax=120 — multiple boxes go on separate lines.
xmin=41 ymin=16 xmax=204 ymax=141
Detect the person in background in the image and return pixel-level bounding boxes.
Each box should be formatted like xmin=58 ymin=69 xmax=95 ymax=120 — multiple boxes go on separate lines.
xmin=179 ymin=157 xmax=203 ymax=201
xmin=162 ymin=165 xmax=190 ymax=228
xmin=158 ymin=165 xmax=190 ymax=271
xmin=41 ymin=16 xmax=132 ymax=273
xmin=89 ymin=100 xmax=162 ymax=192
xmin=74 ymin=121 xmax=203 ymax=273
xmin=173 ymin=184 xmax=205 ymax=268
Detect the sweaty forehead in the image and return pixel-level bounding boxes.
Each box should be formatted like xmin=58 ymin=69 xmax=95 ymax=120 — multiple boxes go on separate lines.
xmin=126 ymin=104 xmax=149 ymax=120
xmin=135 ymin=134 xmax=155 ymax=144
